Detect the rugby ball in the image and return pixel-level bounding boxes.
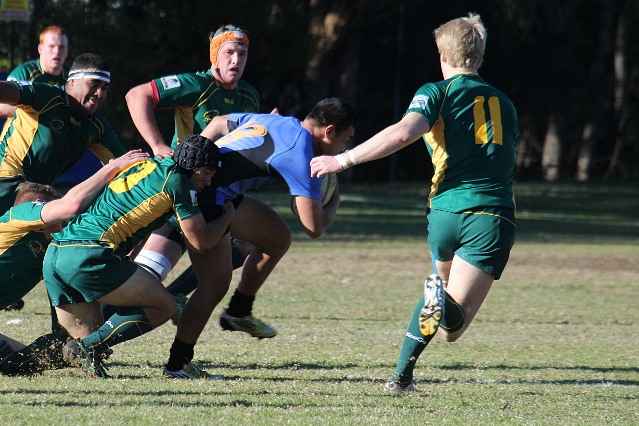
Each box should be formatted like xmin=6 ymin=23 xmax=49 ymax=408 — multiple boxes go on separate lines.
xmin=289 ymin=173 xmax=337 ymax=216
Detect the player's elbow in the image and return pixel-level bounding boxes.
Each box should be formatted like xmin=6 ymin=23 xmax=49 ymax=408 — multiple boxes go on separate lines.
xmin=125 ymin=85 xmax=152 ymax=108
xmin=303 ymin=228 xmax=324 ymax=239
xmin=53 ymin=199 xmax=84 ymax=223
xmin=397 ymin=128 xmax=419 ymax=145
xmin=65 ymin=199 xmax=85 ymax=218
xmin=124 ymin=87 xmax=136 ymax=102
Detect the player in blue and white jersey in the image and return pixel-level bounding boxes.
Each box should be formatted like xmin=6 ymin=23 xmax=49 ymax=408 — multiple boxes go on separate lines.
xmin=159 ymin=98 xmax=358 ymax=379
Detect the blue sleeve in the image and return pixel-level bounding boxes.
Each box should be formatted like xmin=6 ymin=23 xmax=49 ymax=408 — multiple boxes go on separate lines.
xmin=270 ymin=132 xmax=322 ymax=200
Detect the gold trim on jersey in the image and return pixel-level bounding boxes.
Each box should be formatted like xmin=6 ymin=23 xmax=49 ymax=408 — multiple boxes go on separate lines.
xmin=423 ymin=76 xmax=465 ymax=208
xmin=0 ymin=217 xmax=46 ymax=256
xmin=425 ymin=117 xmax=447 ymax=208
xmin=99 ymin=192 xmax=174 ymax=248
xmin=175 ymin=106 xmax=196 ymax=144
xmin=0 ymin=107 xmax=39 ymax=178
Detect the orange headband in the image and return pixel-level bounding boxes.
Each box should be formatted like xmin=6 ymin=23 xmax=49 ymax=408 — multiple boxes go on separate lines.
xmin=209 ymin=31 xmax=249 ymax=67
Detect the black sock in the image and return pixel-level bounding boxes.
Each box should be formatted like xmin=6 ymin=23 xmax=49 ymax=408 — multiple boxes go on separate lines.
xmin=166 ymin=338 xmax=195 ymax=371
xmin=226 ymin=290 xmax=255 ymax=318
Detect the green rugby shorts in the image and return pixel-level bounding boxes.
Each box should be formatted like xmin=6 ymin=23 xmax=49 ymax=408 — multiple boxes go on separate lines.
xmin=44 ymin=240 xmax=138 ymax=306
xmin=427 ymin=207 xmax=515 ymax=279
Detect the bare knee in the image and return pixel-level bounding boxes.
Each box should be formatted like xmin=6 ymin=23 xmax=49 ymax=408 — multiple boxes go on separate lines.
xmin=263 ymin=228 xmax=292 ymax=258
xmin=195 ymin=274 xmax=232 ymax=303
xmin=146 ymin=293 xmax=177 ymax=328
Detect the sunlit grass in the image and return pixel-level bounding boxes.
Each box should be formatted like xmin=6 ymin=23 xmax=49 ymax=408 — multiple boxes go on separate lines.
xmin=1 ymin=182 xmax=638 ymax=425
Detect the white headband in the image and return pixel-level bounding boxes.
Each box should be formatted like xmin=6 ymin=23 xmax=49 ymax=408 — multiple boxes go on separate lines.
xmin=68 ymin=69 xmax=111 ymax=83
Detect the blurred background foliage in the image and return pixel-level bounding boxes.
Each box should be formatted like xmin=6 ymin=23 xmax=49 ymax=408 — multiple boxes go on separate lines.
xmin=1 ymin=0 xmax=638 ymax=183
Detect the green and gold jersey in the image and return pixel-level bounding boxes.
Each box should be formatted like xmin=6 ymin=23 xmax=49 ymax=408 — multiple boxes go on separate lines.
xmin=54 ymin=157 xmax=200 ymax=253
xmin=151 ymin=70 xmax=260 ymax=148
xmin=0 ymin=202 xmax=49 ymax=292
xmin=0 ymin=81 xmax=125 ymax=186
xmin=406 ymin=73 xmax=518 ymax=212
xmin=8 ymin=59 xmax=68 ymax=87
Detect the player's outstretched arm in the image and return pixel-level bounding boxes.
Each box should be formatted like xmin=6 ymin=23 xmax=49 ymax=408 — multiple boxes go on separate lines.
xmin=310 ymin=112 xmax=431 ymax=178
xmin=0 ymin=81 xmax=20 ymax=106
xmin=125 ymin=83 xmax=173 ymax=159
xmin=41 ymin=150 xmax=149 ymax=224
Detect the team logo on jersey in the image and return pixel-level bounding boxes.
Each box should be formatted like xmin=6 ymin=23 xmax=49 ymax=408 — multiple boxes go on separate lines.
xmin=161 ymin=75 xmax=181 ymax=90
xmin=409 ymin=95 xmax=429 ymax=111
xmin=70 ymin=117 xmax=81 ymax=126
xmin=203 ymin=110 xmax=220 ymax=123
xmin=27 ymin=240 xmax=46 ymax=259
xmin=190 ymin=190 xmax=198 ymax=206
xmin=224 ymin=98 xmax=234 ymax=105
xmin=49 ymin=119 xmax=64 ymax=130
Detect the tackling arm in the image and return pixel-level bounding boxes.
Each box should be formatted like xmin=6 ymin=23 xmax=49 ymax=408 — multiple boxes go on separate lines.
xmin=0 ymin=81 xmax=20 ymax=106
xmin=179 ymin=200 xmax=235 ymax=253
xmin=125 ymin=82 xmax=172 ymax=158
xmin=310 ymin=112 xmax=431 ymax=178
xmin=295 ymin=184 xmax=340 ymax=239
xmin=40 ymin=150 xmax=149 ymax=224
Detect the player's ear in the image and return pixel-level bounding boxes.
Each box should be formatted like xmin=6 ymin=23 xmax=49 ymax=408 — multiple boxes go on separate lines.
xmin=324 ymin=124 xmax=336 ymax=139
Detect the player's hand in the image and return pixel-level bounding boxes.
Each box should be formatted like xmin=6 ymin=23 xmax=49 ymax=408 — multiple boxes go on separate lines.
xmin=310 ymin=155 xmax=343 ymax=178
xmin=108 ymin=149 xmax=149 ymax=172
xmin=152 ymin=142 xmax=174 ymax=159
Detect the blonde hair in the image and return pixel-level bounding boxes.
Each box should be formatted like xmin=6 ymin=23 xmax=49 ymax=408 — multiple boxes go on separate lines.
xmin=14 ymin=182 xmax=61 ymax=205
xmin=39 ymin=26 xmax=67 ymax=44
xmin=433 ymin=13 xmax=487 ymax=69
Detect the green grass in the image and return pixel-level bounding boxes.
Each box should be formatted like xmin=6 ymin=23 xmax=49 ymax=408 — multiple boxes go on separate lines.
xmin=1 ymin=181 xmax=638 ymax=425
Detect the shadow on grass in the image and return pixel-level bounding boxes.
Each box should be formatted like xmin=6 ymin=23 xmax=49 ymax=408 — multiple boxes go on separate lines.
xmin=438 ymin=362 xmax=639 ymax=374
xmin=94 ymin=360 xmax=639 ymax=388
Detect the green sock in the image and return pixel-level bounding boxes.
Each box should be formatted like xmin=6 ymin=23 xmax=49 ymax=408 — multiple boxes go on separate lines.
xmin=392 ymin=292 xmax=467 ymax=383
xmin=82 ymin=307 xmax=152 ymax=354
xmin=0 ymin=329 xmax=70 ymax=375
xmin=392 ymin=297 xmax=434 ymax=383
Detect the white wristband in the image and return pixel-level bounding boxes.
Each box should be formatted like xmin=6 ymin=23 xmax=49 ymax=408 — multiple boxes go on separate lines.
xmin=347 ymin=150 xmax=358 ymax=166
xmin=335 ymin=153 xmax=349 ymax=170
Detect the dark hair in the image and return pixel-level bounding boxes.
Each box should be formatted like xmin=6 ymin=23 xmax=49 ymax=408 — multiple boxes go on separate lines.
xmin=69 ymin=53 xmax=110 ymax=73
xmin=306 ymin=98 xmax=359 ymax=134
xmin=173 ymin=134 xmax=222 ymax=173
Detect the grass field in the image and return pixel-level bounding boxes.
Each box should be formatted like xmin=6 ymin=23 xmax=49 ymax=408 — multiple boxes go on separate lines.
xmin=1 ymin=181 xmax=638 ymax=425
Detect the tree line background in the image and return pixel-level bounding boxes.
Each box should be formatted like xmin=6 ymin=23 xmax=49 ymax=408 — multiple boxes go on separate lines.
xmin=1 ymin=0 xmax=638 ymax=183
